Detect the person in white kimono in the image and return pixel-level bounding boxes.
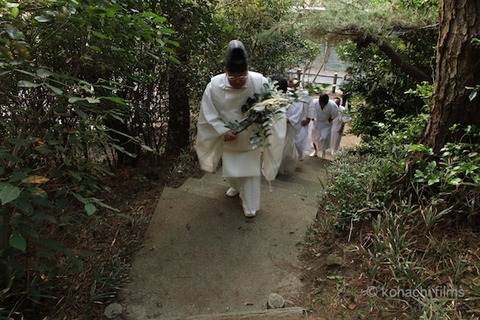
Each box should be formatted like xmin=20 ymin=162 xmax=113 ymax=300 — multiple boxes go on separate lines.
xmin=274 ymin=78 xmax=297 ymax=175
xmin=308 ymin=94 xmax=339 ymax=159
xmin=330 ymin=97 xmax=352 ymax=156
xmin=287 ymin=79 xmax=311 ymax=161
xmin=195 ymin=40 xmax=286 ymax=218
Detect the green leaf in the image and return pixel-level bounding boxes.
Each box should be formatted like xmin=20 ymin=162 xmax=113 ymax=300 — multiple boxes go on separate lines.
xmin=10 ymin=234 xmax=27 ymax=252
xmin=92 ymin=31 xmax=109 ymax=39
xmin=111 ymin=144 xmax=137 ymax=158
xmin=0 ymin=183 xmax=21 ymax=205
xmin=94 ymin=200 xmax=119 ymax=212
xmin=85 ymin=203 xmax=97 ymax=216
xmin=46 ymin=84 xmax=63 ymax=95
xmin=37 ymin=68 xmax=53 ymax=78
xmin=159 ymin=28 xmax=174 ymax=34
xmin=18 ymin=80 xmax=40 ymax=88
xmin=448 ymin=177 xmax=462 ymax=186
xmin=73 ymin=107 xmax=88 ymax=119
xmin=101 ymin=96 xmax=126 ymax=105
xmin=11 ymin=7 xmax=19 ymax=18
xmin=469 ymin=90 xmax=477 ymax=101
xmin=20 ymin=223 xmax=39 ymax=238
xmin=69 ymin=171 xmax=82 ymax=181
xmin=89 ymin=45 xmax=102 ymax=53
xmin=5 ymin=25 xmax=22 ymax=39
xmin=0 ymin=167 xmax=4 ymax=175
xmin=34 ymin=15 xmax=51 ymax=22
xmin=68 ymin=97 xmax=84 ymax=103
xmin=153 ymin=16 xmax=167 ymax=23
xmin=86 ymin=97 xmax=100 ymax=104
xmin=141 ymin=144 xmax=153 ymax=152
xmin=167 ymin=55 xmax=181 ymax=64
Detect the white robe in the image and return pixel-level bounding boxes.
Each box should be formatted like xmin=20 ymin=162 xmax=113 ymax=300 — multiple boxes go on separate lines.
xmin=308 ymin=99 xmax=339 ymax=154
xmin=279 ymin=99 xmax=310 ymax=174
xmin=278 ymin=108 xmax=297 ymax=175
xmin=195 ymin=72 xmax=286 ymax=212
xmin=330 ymin=104 xmax=351 ymax=155
xmin=291 ymin=100 xmax=310 ymax=159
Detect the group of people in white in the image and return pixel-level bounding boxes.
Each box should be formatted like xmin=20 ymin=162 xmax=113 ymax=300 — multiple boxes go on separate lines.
xmin=195 ymin=39 xmax=351 ymax=218
xmin=278 ymin=77 xmax=351 ymax=175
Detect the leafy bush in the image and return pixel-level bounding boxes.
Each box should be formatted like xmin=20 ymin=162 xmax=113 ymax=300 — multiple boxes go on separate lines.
xmin=409 ymin=125 xmax=480 ymax=216
xmin=0 ymin=0 xmax=177 ymax=317
xmin=320 ymin=152 xmax=400 ymax=232
xmin=320 ymin=113 xmax=480 ymax=319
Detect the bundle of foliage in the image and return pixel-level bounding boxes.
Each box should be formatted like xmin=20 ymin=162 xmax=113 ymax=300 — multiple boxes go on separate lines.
xmin=225 ymin=79 xmax=289 ymax=149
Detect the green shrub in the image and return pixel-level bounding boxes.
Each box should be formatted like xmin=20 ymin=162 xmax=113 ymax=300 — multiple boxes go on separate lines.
xmin=320 ymin=152 xmax=400 ymax=231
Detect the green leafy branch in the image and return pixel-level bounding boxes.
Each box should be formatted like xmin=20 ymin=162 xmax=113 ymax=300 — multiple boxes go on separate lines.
xmin=225 ymin=79 xmax=289 ymax=149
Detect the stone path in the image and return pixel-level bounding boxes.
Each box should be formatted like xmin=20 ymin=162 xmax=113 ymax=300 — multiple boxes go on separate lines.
xmin=120 ymin=132 xmax=360 ymax=320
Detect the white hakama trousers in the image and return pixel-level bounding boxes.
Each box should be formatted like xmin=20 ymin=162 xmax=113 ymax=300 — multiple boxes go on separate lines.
xmin=222 ymin=149 xmax=262 ymax=213
xmin=226 ymin=176 xmax=261 ymax=213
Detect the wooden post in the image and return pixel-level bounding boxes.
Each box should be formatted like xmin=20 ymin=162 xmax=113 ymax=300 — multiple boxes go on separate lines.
xmin=296 ymin=69 xmax=302 ymax=86
xmin=332 ymin=73 xmax=338 ymax=94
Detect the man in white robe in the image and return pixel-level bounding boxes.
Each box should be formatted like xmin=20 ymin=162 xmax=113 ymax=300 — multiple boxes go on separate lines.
xmin=308 ymin=94 xmax=339 ymax=159
xmin=195 ymin=40 xmax=285 ymax=218
xmin=290 ymin=83 xmax=311 ymax=161
xmin=330 ymin=97 xmax=352 ymax=156
xmin=275 ymin=78 xmax=311 ymax=175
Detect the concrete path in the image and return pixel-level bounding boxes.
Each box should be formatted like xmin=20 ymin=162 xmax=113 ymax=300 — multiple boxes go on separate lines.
xmin=119 ymin=153 xmax=331 ymax=320
xmin=119 ymin=129 xmax=361 ymax=320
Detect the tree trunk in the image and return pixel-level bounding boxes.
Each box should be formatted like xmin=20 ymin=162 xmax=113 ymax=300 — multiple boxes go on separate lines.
xmin=166 ymin=48 xmax=191 ymax=154
xmin=422 ymin=0 xmax=480 ymax=152
xmin=0 ymin=207 xmax=11 ymax=290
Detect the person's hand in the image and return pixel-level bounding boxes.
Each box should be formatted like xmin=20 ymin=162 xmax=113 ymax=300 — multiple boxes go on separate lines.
xmin=224 ymin=131 xmax=237 ymax=142
xmin=301 ymin=118 xmax=310 ymax=126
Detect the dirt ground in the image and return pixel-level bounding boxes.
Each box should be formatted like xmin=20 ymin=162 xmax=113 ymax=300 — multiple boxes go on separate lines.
xmin=292 ymin=131 xmax=390 ymax=319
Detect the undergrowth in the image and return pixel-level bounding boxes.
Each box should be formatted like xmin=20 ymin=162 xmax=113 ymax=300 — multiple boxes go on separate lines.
xmin=316 ymin=107 xmax=480 ymax=319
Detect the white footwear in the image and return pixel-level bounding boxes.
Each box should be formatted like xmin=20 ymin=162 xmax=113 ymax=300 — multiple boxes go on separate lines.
xmin=226 ymin=187 xmax=239 ymax=197
xmin=309 ymin=151 xmax=317 ymax=158
xmin=243 ymin=210 xmax=256 ymax=218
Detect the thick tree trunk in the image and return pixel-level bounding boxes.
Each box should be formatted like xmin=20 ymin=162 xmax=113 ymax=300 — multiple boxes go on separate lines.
xmin=422 ymin=0 xmax=480 ymax=152
xmin=166 ymin=48 xmax=191 ymax=154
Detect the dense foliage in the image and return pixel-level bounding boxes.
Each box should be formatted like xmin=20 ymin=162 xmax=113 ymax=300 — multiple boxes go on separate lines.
xmin=336 ymin=33 xmax=436 ymax=137
xmin=320 ymin=105 xmax=480 ymax=318
xmin=0 ymin=0 xmax=181 ymax=317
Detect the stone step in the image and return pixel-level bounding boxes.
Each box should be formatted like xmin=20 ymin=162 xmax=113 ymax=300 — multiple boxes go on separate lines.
xmin=122 ymin=186 xmax=316 ymax=319
xmin=159 ymin=306 xmax=309 ymax=319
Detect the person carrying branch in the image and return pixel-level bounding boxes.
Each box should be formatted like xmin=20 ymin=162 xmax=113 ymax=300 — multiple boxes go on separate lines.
xmin=195 ymin=40 xmax=286 ymax=218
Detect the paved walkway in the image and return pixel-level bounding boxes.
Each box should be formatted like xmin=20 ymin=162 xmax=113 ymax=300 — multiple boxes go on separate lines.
xmin=120 ymin=134 xmax=360 ymax=319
